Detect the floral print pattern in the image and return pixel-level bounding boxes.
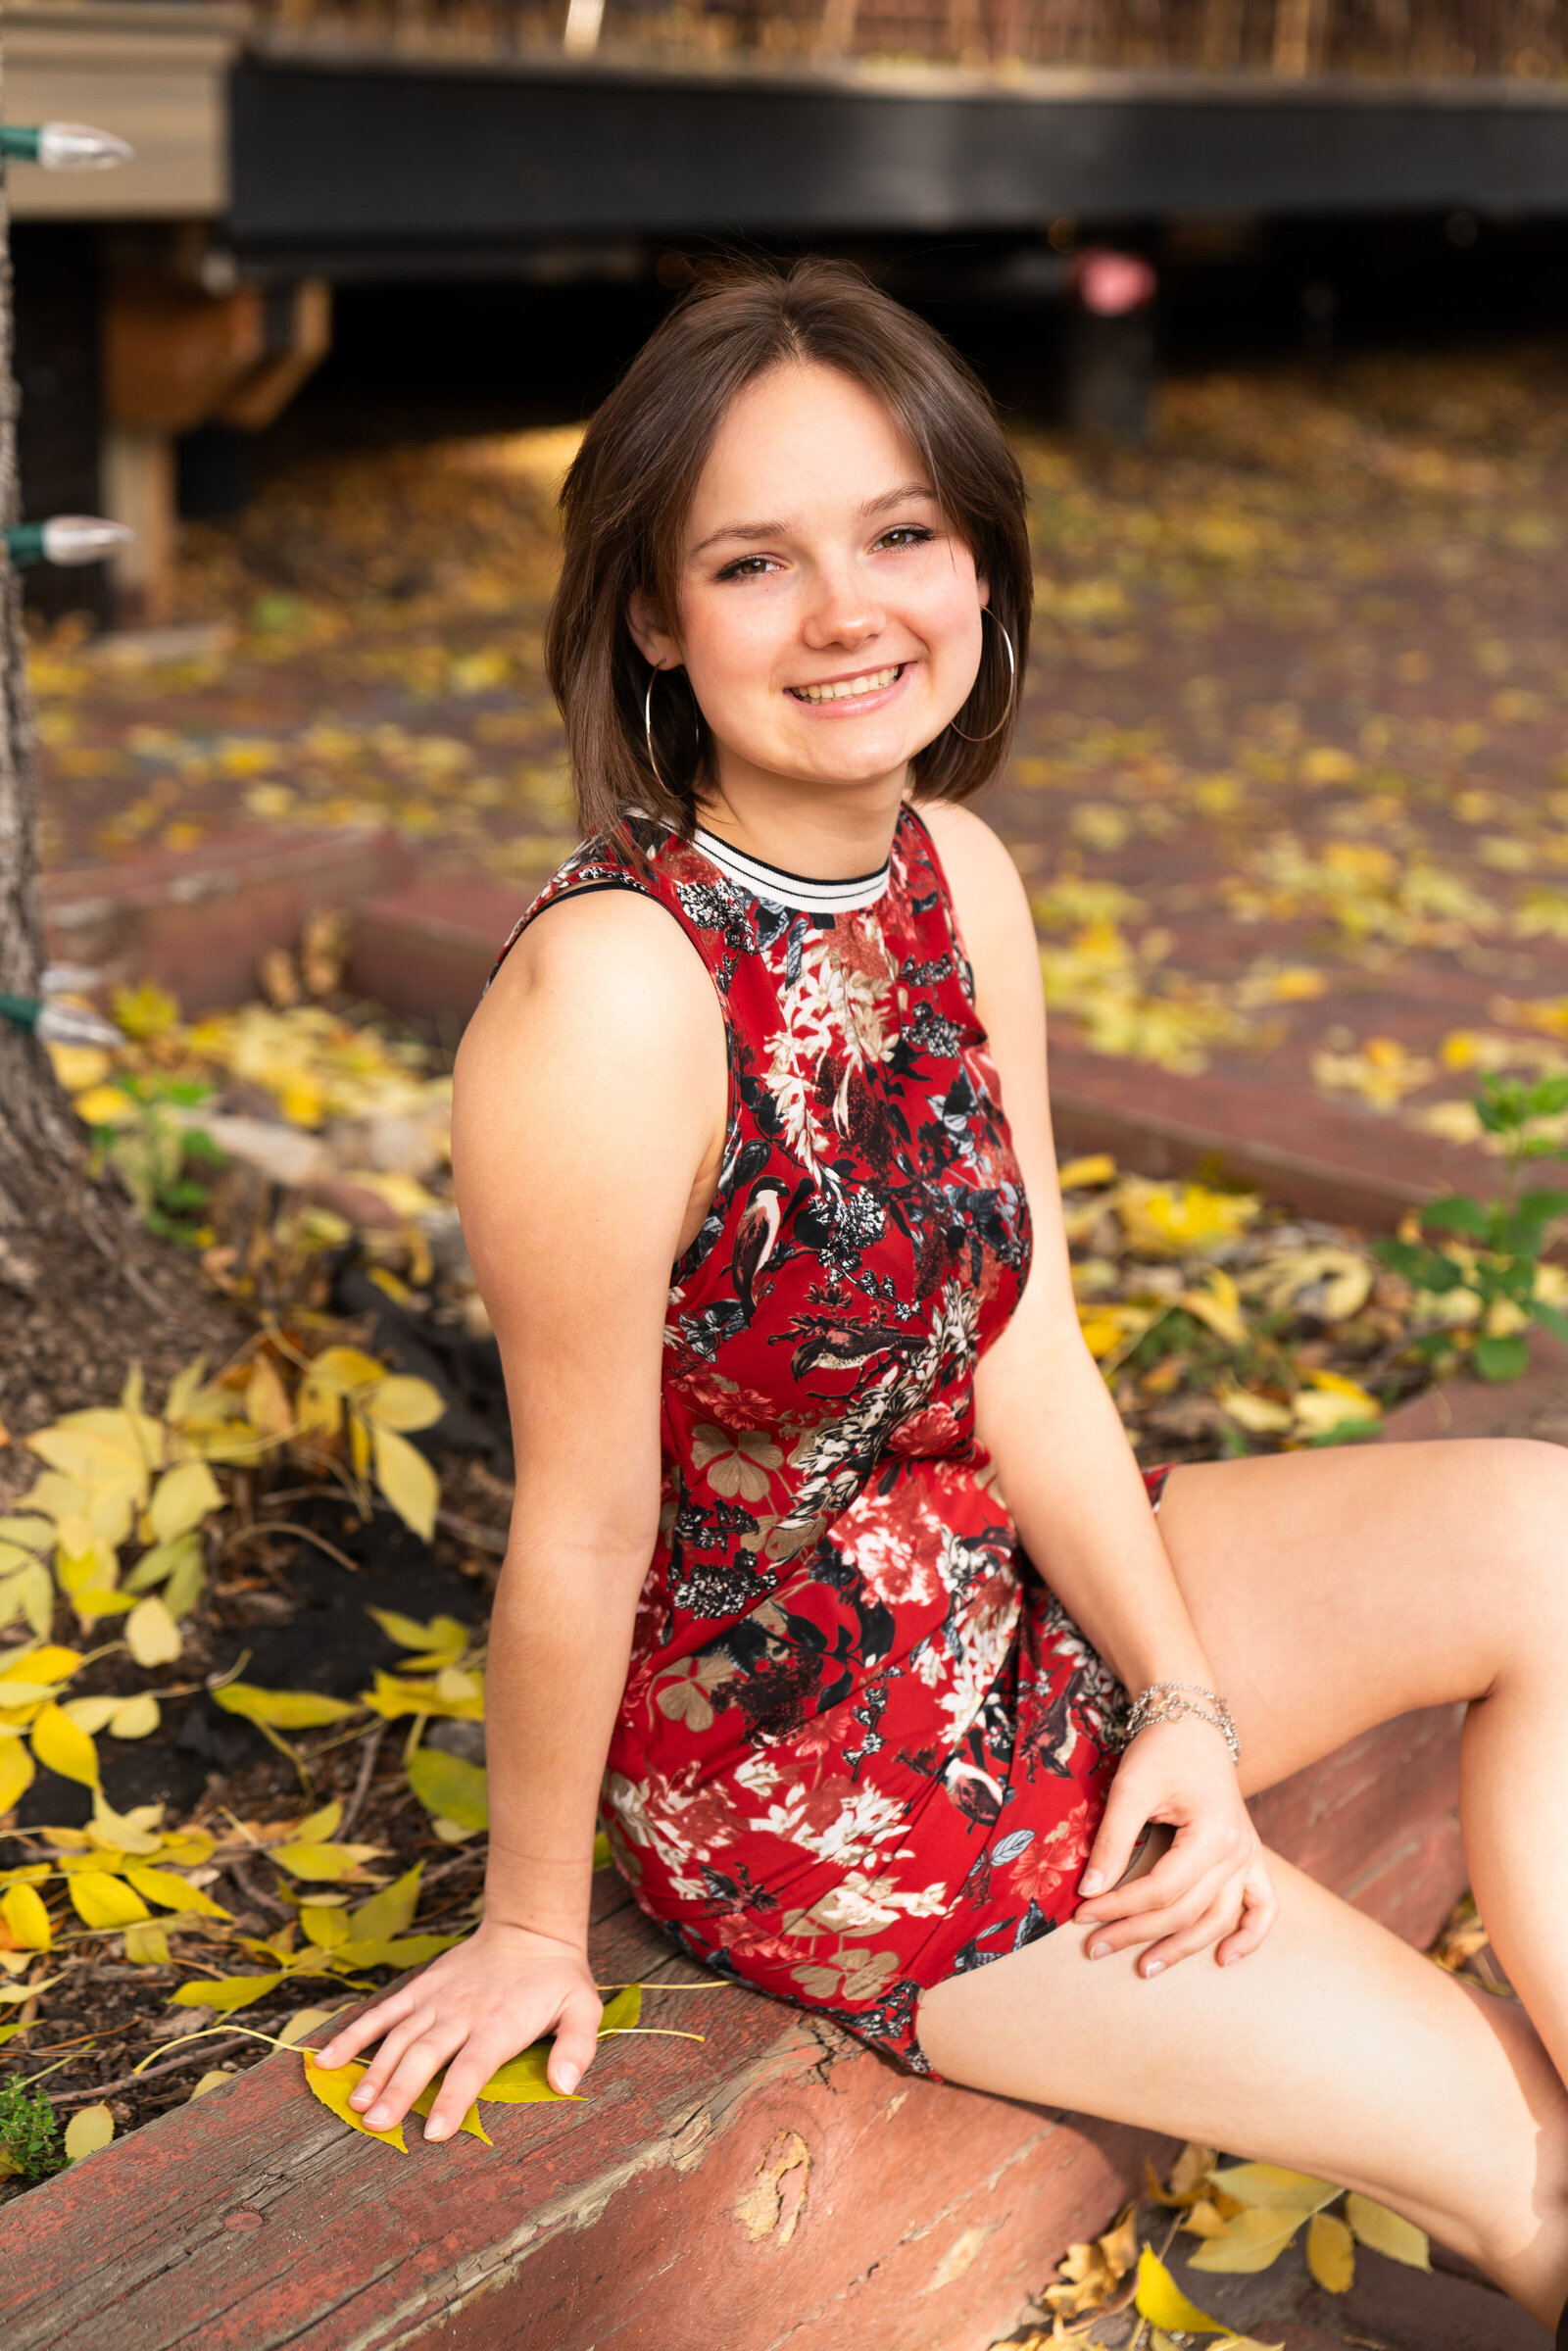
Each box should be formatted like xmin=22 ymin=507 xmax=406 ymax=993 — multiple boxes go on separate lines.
xmin=496 ymin=809 xmax=1129 ymax=2074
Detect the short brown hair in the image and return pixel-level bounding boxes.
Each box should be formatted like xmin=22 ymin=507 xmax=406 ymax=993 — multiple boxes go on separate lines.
xmin=546 ymin=257 xmax=1032 ymax=846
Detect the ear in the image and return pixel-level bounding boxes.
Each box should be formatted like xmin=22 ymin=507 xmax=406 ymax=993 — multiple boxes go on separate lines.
xmin=976 ymin=572 xmax=991 ymax=611
xmin=626 ymin=586 xmax=681 ymax=671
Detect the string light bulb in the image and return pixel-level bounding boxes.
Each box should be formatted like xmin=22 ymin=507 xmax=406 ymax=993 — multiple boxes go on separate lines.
xmin=0 ymin=122 xmax=133 ymax=171
xmin=4 ymin=517 xmax=134 ymax=568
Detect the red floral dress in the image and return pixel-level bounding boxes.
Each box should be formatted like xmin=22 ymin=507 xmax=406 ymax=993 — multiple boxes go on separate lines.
xmin=495 ymin=808 xmax=1131 ymax=2074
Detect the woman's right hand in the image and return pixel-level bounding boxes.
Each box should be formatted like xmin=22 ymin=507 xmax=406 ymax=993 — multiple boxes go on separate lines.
xmin=315 ymin=1919 xmax=604 ymax=2141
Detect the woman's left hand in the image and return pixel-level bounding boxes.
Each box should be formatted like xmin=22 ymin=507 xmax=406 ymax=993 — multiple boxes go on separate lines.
xmin=1072 ymin=1714 xmax=1276 ymax=1976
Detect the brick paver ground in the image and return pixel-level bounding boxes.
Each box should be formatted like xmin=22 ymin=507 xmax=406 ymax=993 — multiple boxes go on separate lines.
xmin=33 ymin=348 xmax=1568 ymax=1193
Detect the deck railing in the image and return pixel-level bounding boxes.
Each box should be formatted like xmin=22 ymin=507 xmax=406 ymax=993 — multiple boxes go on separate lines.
xmin=249 ymin=0 xmax=1568 ymax=77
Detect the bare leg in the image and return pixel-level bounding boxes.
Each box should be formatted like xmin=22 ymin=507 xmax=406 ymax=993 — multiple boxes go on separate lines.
xmin=919 ymin=1852 xmax=1568 ymax=2322
xmin=918 ymin=1437 xmax=1568 ymax=2326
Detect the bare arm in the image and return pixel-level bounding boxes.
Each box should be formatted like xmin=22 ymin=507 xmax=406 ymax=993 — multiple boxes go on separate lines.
xmin=319 ymin=887 xmax=726 ymax=2131
xmin=920 ymin=804 xmax=1274 ymax=1973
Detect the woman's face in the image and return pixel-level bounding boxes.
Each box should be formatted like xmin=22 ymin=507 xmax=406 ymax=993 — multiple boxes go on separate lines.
xmin=630 ymin=362 xmax=987 ymax=802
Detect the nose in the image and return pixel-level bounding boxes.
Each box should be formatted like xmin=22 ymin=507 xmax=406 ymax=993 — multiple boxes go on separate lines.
xmin=801 ymin=557 xmax=885 ymax=652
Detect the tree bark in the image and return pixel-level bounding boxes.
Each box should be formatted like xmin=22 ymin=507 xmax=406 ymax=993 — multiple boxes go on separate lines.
xmin=0 ymin=43 xmax=86 ymax=1292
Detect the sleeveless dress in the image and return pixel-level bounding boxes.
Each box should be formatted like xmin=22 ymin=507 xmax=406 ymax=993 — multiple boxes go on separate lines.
xmin=494 ymin=806 xmax=1139 ymax=2076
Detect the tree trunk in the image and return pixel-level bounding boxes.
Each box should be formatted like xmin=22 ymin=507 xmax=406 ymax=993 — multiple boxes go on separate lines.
xmin=0 ymin=40 xmax=87 ymax=1294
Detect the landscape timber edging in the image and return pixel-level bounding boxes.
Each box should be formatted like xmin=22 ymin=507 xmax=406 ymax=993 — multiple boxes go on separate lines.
xmin=0 ymin=1680 xmax=1469 ymax=2351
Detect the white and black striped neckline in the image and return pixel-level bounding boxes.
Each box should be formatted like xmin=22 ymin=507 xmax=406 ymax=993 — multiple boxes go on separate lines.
xmin=690 ymin=822 xmax=892 ymax=916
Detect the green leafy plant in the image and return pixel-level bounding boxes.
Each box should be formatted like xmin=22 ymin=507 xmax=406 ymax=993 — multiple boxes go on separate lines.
xmin=0 ymin=2080 xmax=66 ymax=2181
xmin=86 ymin=1073 xmax=224 ymax=1245
xmin=1376 ymin=1073 xmax=1568 ymax=1383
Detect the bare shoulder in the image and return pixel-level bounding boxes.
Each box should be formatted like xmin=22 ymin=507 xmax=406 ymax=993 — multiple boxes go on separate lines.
xmin=913 ymin=801 xmax=1036 ymax=978
xmin=461 ymin=883 xmax=719 ymax=1080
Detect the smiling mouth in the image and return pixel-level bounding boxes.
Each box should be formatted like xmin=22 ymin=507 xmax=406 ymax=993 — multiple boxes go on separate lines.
xmin=788 ymin=663 xmax=904 ymax=704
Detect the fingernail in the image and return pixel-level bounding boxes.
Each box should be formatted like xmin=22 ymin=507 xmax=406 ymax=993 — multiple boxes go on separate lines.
xmin=1077 ymin=1911 xmax=1101 ymax=1927
xmin=349 ymin=2088 xmax=371 ymax=2108
xmin=366 ymin=2106 xmax=391 ymax=2129
xmin=557 ymin=2064 xmax=580 ymax=2094
xmin=425 ymin=2120 xmax=448 ymax=2141
xmin=1079 ymin=1871 xmax=1103 ymax=1896
xmin=1088 ymin=1939 xmax=1111 ymax=1961
xmin=1144 ymin=1959 xmax=1165 ymax=1978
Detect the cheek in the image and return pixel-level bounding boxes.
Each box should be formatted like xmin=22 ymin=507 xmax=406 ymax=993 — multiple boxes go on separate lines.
xmin=681 ymin=591 xmax=793 ymax=710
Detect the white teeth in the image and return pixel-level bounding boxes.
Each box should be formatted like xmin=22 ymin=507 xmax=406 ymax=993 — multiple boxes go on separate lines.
xmin=795 ymin=666 xmax=900 ymax=703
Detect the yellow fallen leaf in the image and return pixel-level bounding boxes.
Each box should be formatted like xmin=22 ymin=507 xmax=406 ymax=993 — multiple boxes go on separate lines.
xmin=363 ymin=1376 xmax=445 ymax=1434
xmin=172 ymin=1972 xmax=284 ymax=2011
xmin=405 ymin=1744 xmax=488 ymax=1833
xmin=362 ymin=1669 xmax=484 ymax=1723
xmin=61 ymin=1695 xmax=119 ymax=1734
xmin=1119 ymin=1178 xmax=1260 ymax=1258
xmin=1307 ymin=2209 xmax=1354 ymax=2293
xmin=31 ymin=1700 xmax=101 ymax=1787
xmin=0 ymin=1738 xmax=36 ymax=1811
xmin=124 ymin=1866 xmax=231 ymax=1919
xmin=89 ymin=1794 xmax=162 ymax=1854
xmin=1057 ymin=1152 xmax=1118 ymax=1190
xmin=1247 ymin=1248 xmax=1372 ymax=1324
xmin=1293 ymin=1372 xmax=1383 ymax=1436
xmin=211 ymin=1684 xmax=360 ymax=1729
xmin=303 ymin=2053 xmax=408 ymax=2150
xmin=1207 ymin=2163 xmax=1342 ymax=2211
xmin=244 ymin=1358 xmax=294 ymax=1442
xmin=278 ymin=2005 xmax=345 ymax=2045
xmin=48 ymin=1042 xmax=111 ymax=1094
xmin=477 ymin=2042 xmax=579 ymax=2102
xmin=70 ymin=1871 xmax=152 ymax=1929
xmin=1148 ymin=2141 xmax=1218 ymax=2206
xmin=189 ymin=2069 xmax=236 ymax=2098
xmin=412 ymin=2076 xmax=492 ymax=2144
xmin=148 ymin=1459 xmax=222 ymax=1544
xmin=1189 ymin=2205 xmax=1318 ymax=2273
xmin=346 ymin=1863 xmax=422 ymax=1944
xmin=0 ymin=1645 xmax=80 ymax=1686
xmin=0 ymin=1970 xmax=62 ymax=2004
xmin=73 ymin=1084 xmax=138 ymax=1128
xmin=370 ymin=1422 xmax=439 ymax=1543
xmin=301 ymin=1902 xmax=351 ymax=1949
xmin=125 ymin=1595 xmax=182 ymax=1667
xmin=109 ymin=1692 xmax=161 ymax=1739
xmin=1182 ymin=2198 xmax=1232 ymax=2238
xmin=597 ymin=1984 xmax=642 ymax=2035
xmin=1180 ymin=1267 xmax=1250 ymax=1347
xmin=270 ymin=1840 xmax=385 ymax=1883
xmin=122 ymin=1920 xmax=171 ymax=1965
xmin=292 ymin=1799 xmax=344 ymax=1841
xmin=0 ymin=1883 xmax=51 ymax=1949
xmin=368 ymin=1605 xmax=459 ymax=1650
xmin=63 ymin=2104 xmax=115 ymax=2161
xmin=305 ymin=1347 xmax=389 ymax=1396
xmin=1215 ymin=1384 xmax=1294 ymax=1435
xmin=1135 ymin=2247 xmax=1227 ymax=2334
xmin=1344 ymin=2192 xmax=1430 ymax=2269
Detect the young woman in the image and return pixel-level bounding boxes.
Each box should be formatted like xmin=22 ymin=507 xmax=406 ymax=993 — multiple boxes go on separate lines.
xmin=321 ymin=261 xmax=1568 ymax=2338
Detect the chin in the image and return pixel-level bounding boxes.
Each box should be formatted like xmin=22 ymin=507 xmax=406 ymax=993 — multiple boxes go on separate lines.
xmin=797 ymin=728 xmax=935 ymax=783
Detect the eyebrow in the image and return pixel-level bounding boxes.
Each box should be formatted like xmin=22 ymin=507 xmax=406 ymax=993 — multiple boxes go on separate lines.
xmin=690 ymin=482 xmax=938 ymax=559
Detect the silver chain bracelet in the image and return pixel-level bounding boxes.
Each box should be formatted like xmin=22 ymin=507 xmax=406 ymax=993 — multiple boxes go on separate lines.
xmin=1121 ymin=1681 xmax=1241 ymax=1767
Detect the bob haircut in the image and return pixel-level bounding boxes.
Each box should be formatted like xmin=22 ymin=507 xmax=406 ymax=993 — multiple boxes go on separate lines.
xmin=546 ymin=256 xmax=1033 ymax=846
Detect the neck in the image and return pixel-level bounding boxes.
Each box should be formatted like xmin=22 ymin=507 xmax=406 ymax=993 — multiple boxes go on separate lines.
xmin=694 ymin=761 xmax=906 ymax=881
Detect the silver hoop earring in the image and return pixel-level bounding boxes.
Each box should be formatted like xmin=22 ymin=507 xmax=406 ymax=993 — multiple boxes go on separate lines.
xmin=947 ymin=610 xmax=1016 ymax=745
xmin=644 ymin=666 xmax=670 ymax=795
